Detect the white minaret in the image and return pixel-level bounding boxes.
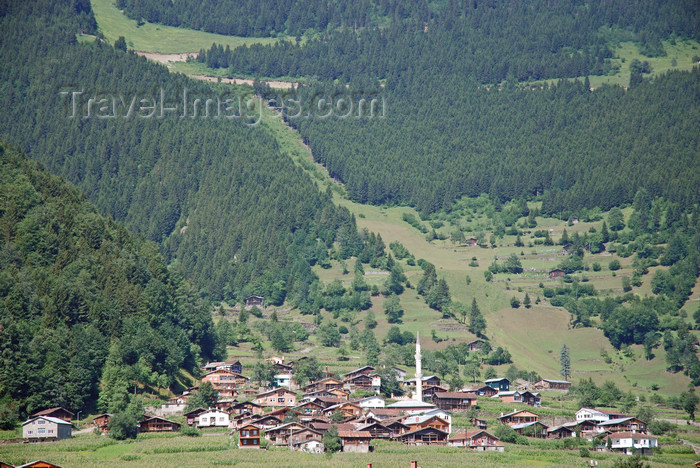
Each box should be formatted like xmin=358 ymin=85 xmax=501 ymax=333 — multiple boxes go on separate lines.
xmin=415 ymin=330 xmax=423 ymax=402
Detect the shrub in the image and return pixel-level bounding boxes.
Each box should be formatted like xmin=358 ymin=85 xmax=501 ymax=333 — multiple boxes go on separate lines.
xmin=181 ymin=425 xmax=201 ymax=437
xmin=579 ymin=447 xmax=590 ymax=457
xmin=609 ymin=259 xmax=621 ymax=271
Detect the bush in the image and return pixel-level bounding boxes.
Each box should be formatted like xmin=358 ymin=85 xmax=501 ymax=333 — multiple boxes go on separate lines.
xmin=181 ymin=425 xmax=201 ymax=437
xmin=648 ymin=420 xmax=672 ymax=435
xmin=579 ymin=447 xmax=590 ymax=457
xmin=109 ymin=412 xmax=138 ymax=440
xmin=609 ymin=259 xmax=621 ymax=271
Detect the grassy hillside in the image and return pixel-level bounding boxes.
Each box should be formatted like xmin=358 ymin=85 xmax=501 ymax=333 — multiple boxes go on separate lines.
xmin=256 ymin=103 xmax=697 ymax=396
xmin=90 ymin=0 xmax=283 ymax=52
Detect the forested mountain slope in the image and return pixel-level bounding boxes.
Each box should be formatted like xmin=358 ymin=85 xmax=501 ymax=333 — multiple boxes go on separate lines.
xmin=291 ymin=70 xmax=700 ymax=215
xmin=0 ymin=141 xmax=217 ymax=416
xmin=0 ymin=0 xmax=359 ymax=302
xmin=194 ymin=1 xmax=700 ymax=216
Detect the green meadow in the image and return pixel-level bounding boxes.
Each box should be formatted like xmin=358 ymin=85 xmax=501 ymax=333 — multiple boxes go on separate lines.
xmin=89 ymin=0 xmax=283 ymax=53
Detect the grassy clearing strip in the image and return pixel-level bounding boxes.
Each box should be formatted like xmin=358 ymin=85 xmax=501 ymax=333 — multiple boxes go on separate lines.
xmin=146 ymin=445 xmax=229 ymax=454
xmin=90 ymin=0 xmax=282 ymax=53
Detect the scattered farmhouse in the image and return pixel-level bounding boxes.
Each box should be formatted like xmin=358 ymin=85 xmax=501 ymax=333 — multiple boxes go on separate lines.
xmin=22 ymin=416 xmax=72 ymax=441
xmin=448 ymin=430 xmax=504 ymax=451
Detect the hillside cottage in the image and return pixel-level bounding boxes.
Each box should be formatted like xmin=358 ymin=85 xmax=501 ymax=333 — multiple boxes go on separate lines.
xmin=533 ymin=379 xmax=571 ymax=391
xmin=398 ymin=427 xmax=448 ymax=445
xmin=245 ymin=295 xmax=264 ymax=307
xmin=139 ymin=416 xmax=181 ymax=433
xmin=338 ymin=430 xmax=373 ymax=453
xmin=548 ymin=268 xmax=566 ymax=279
xmin=254 ymin=388 xmax=297 ymax=407
xmin=431 ymin=391 xmax=477 ymax=411
xmin=448 ymin=430 xmax=504 ymax=451
xmin=238 ymin=424 xmax=261 ymax=448
xmin=197 ymin=409 xmax=230 ymax=428
xmin=29 ymin=407 xmax=74 ymax=423
xmin=22 ymin=416 xmax=72 ymax=441
xmin=499 ymin=410 xmax=539 ymax=425
xmin=484 ymin=378 xmax=510 ymax=391
xmin=512 ymin=421 xmax=548 ymax=438
xmin=603 ymin=432 xmax=657 ymax=456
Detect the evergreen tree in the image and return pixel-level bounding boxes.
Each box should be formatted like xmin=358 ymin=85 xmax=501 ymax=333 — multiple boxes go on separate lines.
xmin=468 ymin=299 xmax=486 ymax=337
xmin=560 ymin=344 xmax=571 ymax=380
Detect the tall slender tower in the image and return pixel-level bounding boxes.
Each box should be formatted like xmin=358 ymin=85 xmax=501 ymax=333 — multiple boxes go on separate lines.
xmin=415 ymin=330 xmax=423 ymax=402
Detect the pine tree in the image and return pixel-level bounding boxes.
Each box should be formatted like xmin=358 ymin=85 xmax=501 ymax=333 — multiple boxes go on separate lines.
xmin=560 ymin=344 xmax=571 ymax=380
xmin=468 ymin=298 xmax=486 ymax=337
xmin=523 ymin=293 xmax=531 ymax=308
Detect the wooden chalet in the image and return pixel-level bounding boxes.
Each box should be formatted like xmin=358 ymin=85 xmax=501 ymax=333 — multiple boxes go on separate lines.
xmin=92 ymin=413 xmax=111 ymax=434
xmin=512 ymin=421 xmax=548 ymax=438
xmin=139 ymin=415 xmax=181 ymax=433
xmin=338 ymin=430 xmax=373 ymax=453
xmin=484 ymin=378 xmax=510 ymax=391
xmin=499 ymin=410 xmax=539 ymax=426
xmin=290 ymin=428 xmax=323 ymax=446
xmin=294 ymin=399 xmax=325 ymax=416
xmin=382 ymin=418 xmax=411 ymax=437
xmin=329 ymin=388 xmax=350 ymax=400
xmin=245 ymin=295 xmax=264 ymax=307
xmin=238 ymin=424 xmax=261 ymax=448
xmin=304 ymin=377 xmax=343 ymax=394
xmin=549 ymin=268 xmax=565 ymax=279
xmin=265 ymin=422 xmax=306 ymax=445
xmin=431 ymin=391 xmax=477 ymax=411
xmin=364 ymin=408 xmax=403 ymax=421
xmin=29 ymin=407 xmax=74 ymax=423
xmin=520 ymin=391 xmax=542 ymax=407
xmin=12 ymin=462 xmax=65 ymax=468
xmin=230 ymin=401 xmax=264 ymax=416
xmin=597 ymin=417 xmax=647 ymax=434
xmin=250 ymin=414 xmax=283 ymax=429
xmin=467 ymin=339 xmax=486 ymax=351
xmin=201 ymin=369 xmax=245 ymax=398
xmin=342 ymin=366 xmax=376 ymax=381
xmin=215 ymin=398 xmax=239 ymax=413
xmin=470 ymin=417 xmax=487 ymax=430
xmin=254 ymin=388 xmax=297 ymax=407
xmin=203 ymin=360 xmax=243 ymax=374
xmin=462 ymin=385 xmax=498 ymax=397
xmin=466 ymin=237 xmax=478 ymax=246
xmin=403 ymin=414 xmax=450 ymax=433
xmin=405 ymin=375 xmax=442 ymax=388
xmin=357 ymin=422 xmax=393 ymax=439
xmin=323 ymin=402 xmax=362 ymax=419
xmin=422 ymin=385 xmax=449 ymax=399
xmin=398 ymin=427 xmax=448 ymax=445
xmin=547 ymin=424 xmax=576 ymax=439
xmin=345 ymin=373 xmax=380 ymax=392
xmin=448 ymin=430 xmax=504 ymax=451
xmin=533 ymin=379 xmax=571 ymax=391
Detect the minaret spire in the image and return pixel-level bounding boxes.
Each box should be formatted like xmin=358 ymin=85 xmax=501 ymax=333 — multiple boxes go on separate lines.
xmin=415 ymin=330 xmax=422 ymax=402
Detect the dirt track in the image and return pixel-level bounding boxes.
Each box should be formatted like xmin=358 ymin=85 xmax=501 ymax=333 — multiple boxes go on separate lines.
xmin=135 ymin=51 xmax=296 ymax=89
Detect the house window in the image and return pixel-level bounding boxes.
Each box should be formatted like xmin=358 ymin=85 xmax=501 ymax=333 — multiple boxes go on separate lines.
xmin=38 ymin=428 xmax=46 ymax=434
xmin=49 ymin=429 xmax=54 ymax=434
xmin=38 ymin=420 xmax=46 ymax=425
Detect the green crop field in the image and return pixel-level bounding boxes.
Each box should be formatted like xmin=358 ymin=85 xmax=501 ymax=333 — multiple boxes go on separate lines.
xmin=0 ymin=432 xmax=694 ymax=467
xmin=90 ymin=0 xmax=283 ymax=53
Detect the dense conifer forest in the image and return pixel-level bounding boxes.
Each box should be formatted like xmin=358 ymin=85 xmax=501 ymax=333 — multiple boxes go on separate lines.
xmin=0 ymin=0 xmax=363 ymax=303
xmin=194 ymin=1 xmax=700 ymax=216
xmin=0 ymin=141 xmax=218 ymax=415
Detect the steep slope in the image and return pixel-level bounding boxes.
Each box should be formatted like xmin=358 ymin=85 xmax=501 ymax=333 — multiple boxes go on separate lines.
xmin=0 ymin=0 xmax=358 ymax=302
xmin=0 ymin=141 xmax=217 ymax=416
